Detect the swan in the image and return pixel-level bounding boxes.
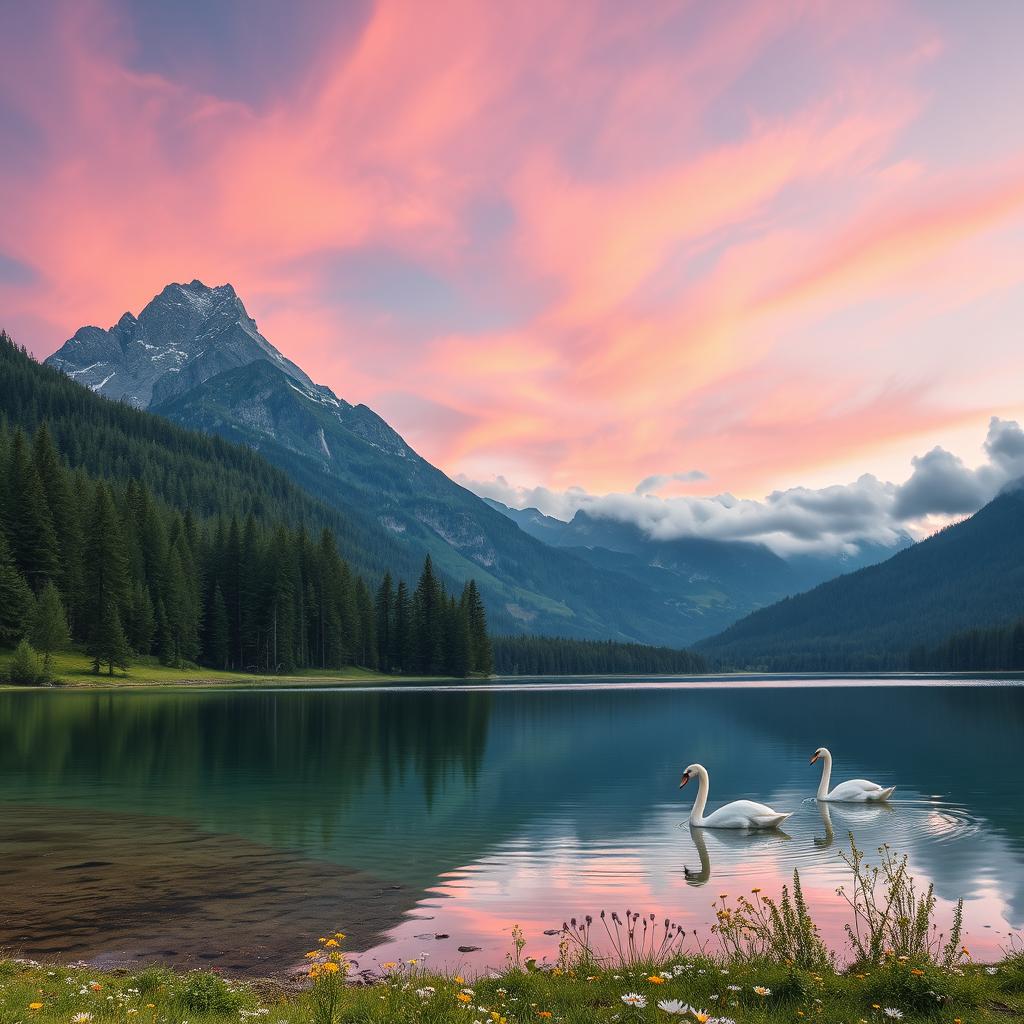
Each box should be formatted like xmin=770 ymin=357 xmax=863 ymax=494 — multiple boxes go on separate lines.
xmin=679 ymin=763 xmax=792 ymax=829
xmin=811 ymin=747 xmax=895 ymax=802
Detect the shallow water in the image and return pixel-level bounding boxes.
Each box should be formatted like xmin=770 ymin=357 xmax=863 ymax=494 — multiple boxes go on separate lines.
xmin=0 ymin=680 xmax=1021 ymax=974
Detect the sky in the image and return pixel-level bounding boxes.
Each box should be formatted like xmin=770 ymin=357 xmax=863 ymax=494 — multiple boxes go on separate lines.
xmin=2 ymin=0 xmax=1024 ymax=552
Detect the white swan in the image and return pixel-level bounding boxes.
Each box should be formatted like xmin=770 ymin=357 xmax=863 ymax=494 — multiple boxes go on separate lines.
xmin=811 ymin=747 xmax=895 ymax=802
xmin=679 ymin=763 xmax=792 ymax=830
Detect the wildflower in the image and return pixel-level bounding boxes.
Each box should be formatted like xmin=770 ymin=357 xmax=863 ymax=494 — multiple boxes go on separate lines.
xmin=324 ymin=939 xmax=339 ymax=948
xmin=727 ymin=985 xmax=742 ymax=992
xmin=657 ymin=1001 xmax=690 ymax=1015
xmin=30 ymin=1003 xmax=44 ymax=1010
xmin=455 ymin=976 xmax=465 ymax=985
xmin=461 ymin=988 xmax=476 ymax=997
xmin=882 ymin=1011 xmax=903 ymax=1020
xmin=910 ymin=969 xmax=924 ymax=977
xmin=647 ymin=975 xmax=666 ymax=984
xmin=751 ymin=887 xmax=761 ymax=894
xmin=691 ymin=1011 xmax=711 ymax=1024
xmin=382 ymin=962 xmax=397 ymax=969
xmin=416 ymin=987 xmax=435 ymax=998
xmin=89 ymin=983 xmax=102 ymax=992
xmin=72 ymin=1014 xmax=93 ymax=1023
xmin=457 ymin=994 xmax=473 ymax=1004
xmin=621 ymin=993 xmax=648 ymax=1008
xmin=985 ymin=967 xmax=998 ymax=975
xmin=538 ymin=1014 xmax=552 ymax=1019
xmin=752 ymin=986 xmax=771 ymax=997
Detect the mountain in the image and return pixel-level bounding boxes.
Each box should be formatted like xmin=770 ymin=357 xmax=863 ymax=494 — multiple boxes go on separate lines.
xmin=45 ymin=281 xmax=728 ymax=643
xmin=697 ymin=482 xmax=1024 ymax=669
xmin=46 ymin=281 xmax=317 ymax=408
xmin=46 ymin=279 xmax=907 ymax=647
xmin=485 ymin=499 xmax=910 ymax=638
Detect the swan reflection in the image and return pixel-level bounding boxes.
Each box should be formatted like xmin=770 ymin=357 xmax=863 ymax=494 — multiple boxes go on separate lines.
xmin=683 ymin=823 xmax=791 ymax=886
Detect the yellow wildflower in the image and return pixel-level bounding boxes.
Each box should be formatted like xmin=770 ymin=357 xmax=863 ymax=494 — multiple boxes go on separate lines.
xmin=324 ymin=938 xmax=339 ymax=948
xmin=647 ymin=975 xmax=666 ymax=984
xmin=457 ymin=993 xmax=472 ymax=1003
xmin=29 ymin=1003 xmax=43 ymax=1011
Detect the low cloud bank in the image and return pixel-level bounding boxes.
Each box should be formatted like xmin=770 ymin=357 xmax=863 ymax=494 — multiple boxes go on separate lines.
xmin=462 ymin=417 xmax=1024 ymax=557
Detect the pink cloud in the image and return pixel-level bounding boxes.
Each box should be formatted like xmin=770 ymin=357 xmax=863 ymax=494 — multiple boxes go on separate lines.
xmin=1 ymin=0 xmax=1024 ymax=499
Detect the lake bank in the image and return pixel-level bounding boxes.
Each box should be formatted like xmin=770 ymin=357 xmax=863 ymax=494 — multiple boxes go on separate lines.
xmin=2 ymin=940 xmax=1021 ymax=1024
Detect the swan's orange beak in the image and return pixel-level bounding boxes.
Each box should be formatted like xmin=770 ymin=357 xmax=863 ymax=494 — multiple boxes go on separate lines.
xmin=679 ymin=772 xmax=691 ymax=789
xmin=810 ymin=752 xmax=820 ymax=765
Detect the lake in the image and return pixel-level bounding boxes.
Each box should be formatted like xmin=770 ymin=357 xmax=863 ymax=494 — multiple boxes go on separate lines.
xmin=0 ymin=680 xmax=1022 ymax=976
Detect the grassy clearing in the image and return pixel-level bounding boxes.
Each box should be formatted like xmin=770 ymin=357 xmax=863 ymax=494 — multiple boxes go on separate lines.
xmin=0 ymin=647 xmax=453 ymax=688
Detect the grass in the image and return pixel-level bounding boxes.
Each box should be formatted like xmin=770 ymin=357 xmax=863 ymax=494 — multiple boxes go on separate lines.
xmin=1 ymin=943 xmax=1020 ymax=1024
xmin=0 ymin=647 xmax=460 ymax=689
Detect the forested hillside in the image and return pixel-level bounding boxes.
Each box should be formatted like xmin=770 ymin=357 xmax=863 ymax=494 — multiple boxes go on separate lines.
xmin=698 ymin=484 xmax=1024 ymax=670
xmin=0 ymin=332 xmax=491 ymax=678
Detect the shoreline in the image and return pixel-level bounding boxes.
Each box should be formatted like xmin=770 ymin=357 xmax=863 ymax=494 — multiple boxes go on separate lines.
xmin=3 ymin=668 xmax=1024 ymax=692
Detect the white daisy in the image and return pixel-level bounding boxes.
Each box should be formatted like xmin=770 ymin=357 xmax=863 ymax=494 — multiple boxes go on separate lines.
xmin=882 ymin=1010 xmax=903 ymax=1020
xmin=656 ymin=1001 xmax=690 ymax=1015
xmin=621 ymin=993 xmax=647 ymax=1008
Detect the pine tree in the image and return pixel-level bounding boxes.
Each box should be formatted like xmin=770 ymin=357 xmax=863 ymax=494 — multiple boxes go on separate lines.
xmin=206 ymin=584 xmax=230 ymax=670
xmin=394 ymin=579 xmax=413 ymax=672
xmin=92 ymin=601 xmax=131 ymax=676
xmin=446 ymin=594 xmax=472 ymax=677
xmin=375 ymin=572 xmax=395 ymax=671
xmin=8 ymin=638 xmax=44 ymax=685
xmin=83 ymin=482 xmax=130 ymax=674
xmin=127 ymin=580 xmax=155 ymax=655
xmin=28 ymin=581 xmax=70 ymax=674
xmin=6 ymin=430 xmax=59 ymax=587
xmin=414 ymin=555 xmax=444 ymax=674
xmin=0 ymin=532 xmax=32 ymax=644
xmin=355 ymin=577 xmax=378 ymax=669
xmin=463 ymin=579 xmax=493 ymax=674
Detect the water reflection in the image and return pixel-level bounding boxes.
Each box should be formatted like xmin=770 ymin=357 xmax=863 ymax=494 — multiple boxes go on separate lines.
xmin=0 ymin=682 xmax=1022 ymax=973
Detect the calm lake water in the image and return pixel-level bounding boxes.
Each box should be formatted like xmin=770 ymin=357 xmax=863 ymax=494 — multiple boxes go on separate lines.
xmin=1 ymin=680 xmax=1022 ymax=975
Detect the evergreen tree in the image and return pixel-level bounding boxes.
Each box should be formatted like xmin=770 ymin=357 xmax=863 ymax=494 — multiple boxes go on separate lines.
xmin=83 ymin=483 xmax=130 ymax=674
xmin=413 ymin=555 xmax=444 ymax=674
xmin=445 ymin=595 xmax=472 ymax=677
xmin=28 ymin=581 xmax=70 ymax=674
xmin=462 ymin=579 xmax=493 ymax=674
xmin=375 ymin=572 xmax=395 ymax=671
xmin=355 ymin=577 xmax=378 ymax=669
xmin=394 ymin=579 xmax=413 ymax=673
xmin=8 ymin=638 xmax=44 ymax=685
xmin=6 ymin=430 xmax=59 ymax=587
xmin=206 ymin=584 xmax=230 ymax=670
xmin=92 ymin=601 xmax=131 ymax=676
xmin=127 ymin=580 xmax=155 ymax=655
xmin=0 ymin=532 xmax=32 ymax=644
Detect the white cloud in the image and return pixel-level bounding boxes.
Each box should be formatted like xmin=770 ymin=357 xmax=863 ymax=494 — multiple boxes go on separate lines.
xmin=633 ymin=470 xmax=708 ymax=495
xmin=460 ymin=417 xmax=1024 ymax=557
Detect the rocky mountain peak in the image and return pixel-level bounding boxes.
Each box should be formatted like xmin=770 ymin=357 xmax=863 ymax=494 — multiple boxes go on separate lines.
xmin=45 ymin=279 xmax=314 ymax=408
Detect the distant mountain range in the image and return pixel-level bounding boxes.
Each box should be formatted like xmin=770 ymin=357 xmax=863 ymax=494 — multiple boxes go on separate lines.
xmin=696 ymin=481 xmax=1024 ymax=669
xmin=46 ymin=279 xmax=906 ymax=646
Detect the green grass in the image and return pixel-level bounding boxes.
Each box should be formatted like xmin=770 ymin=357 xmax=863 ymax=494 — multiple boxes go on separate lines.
xmin=0 ymin=647 xmax=459 ymax=688
xmin=0 ymin=948 xmax=1020 ymax=1024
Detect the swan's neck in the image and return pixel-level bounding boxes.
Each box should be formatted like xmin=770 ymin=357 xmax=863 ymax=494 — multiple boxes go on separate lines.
xmin=689 ymin=767 xmax=710 ymax=824
xmin=816 ymin=750 xmax=833 ymax=799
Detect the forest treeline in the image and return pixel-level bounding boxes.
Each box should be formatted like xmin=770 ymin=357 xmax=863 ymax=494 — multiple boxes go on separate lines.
xmin=0 ymin=406 xmax=492 ymax=680
xmin=909 ymin=616 xmax=1024 ymax=672
xmin=492 ymin=635 xmax=706 ymax=675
